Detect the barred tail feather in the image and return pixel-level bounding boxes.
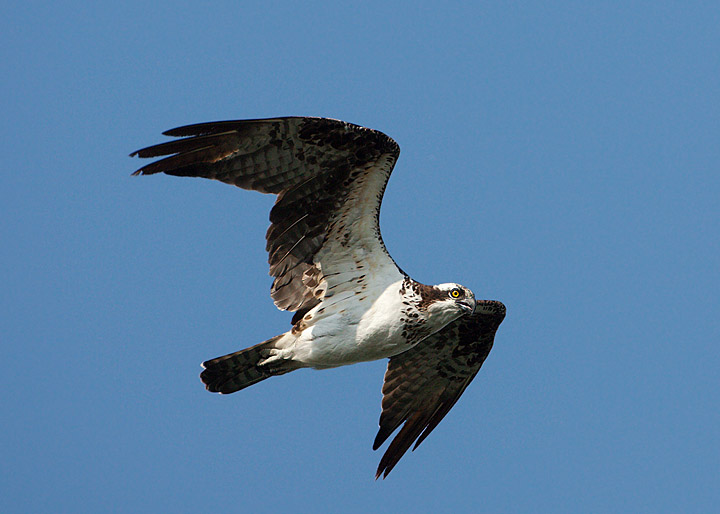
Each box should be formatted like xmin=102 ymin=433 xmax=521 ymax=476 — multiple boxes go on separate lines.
xmin=200 ymin=335 xmax=301 ymax=394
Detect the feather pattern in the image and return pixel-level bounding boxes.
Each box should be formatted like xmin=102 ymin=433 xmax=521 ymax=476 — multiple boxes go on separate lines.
xmin=131 ymin=117 xmax=401 ymax=314
xmin=374 ymin=300 xmax=506 ymax=479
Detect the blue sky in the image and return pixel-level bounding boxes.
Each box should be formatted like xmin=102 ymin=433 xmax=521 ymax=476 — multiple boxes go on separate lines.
xmin=2 ymin=1 xmax=718 ymax=512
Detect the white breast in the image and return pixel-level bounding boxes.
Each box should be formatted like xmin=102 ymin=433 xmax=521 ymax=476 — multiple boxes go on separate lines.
xmin=288 ymin=278 xmax=411 ymax=368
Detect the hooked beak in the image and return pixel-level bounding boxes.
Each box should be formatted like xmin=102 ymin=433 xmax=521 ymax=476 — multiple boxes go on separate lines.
xmin=458 ymin=298 xmax=476 ymax=314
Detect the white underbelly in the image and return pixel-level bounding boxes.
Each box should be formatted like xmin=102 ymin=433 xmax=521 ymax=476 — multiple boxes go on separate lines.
xmin=289 ymin=280 xmax=412 ymax=367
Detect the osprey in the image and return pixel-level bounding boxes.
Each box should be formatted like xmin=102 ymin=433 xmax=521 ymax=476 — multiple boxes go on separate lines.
xmin=131 ymin=117 xmax=506 ymax=478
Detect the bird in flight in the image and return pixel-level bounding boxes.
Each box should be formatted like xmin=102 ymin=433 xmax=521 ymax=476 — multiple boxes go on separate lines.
xmin=131 ymin=117 xmax=506 ymax=478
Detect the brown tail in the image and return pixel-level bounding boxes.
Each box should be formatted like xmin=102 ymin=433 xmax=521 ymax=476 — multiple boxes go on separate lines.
xmin=200 ymin=335 xmax=301 ymax=394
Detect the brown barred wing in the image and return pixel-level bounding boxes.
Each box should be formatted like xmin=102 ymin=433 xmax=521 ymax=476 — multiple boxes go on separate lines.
xmin=373 ymin=300 xmax=506 ymax=479
xmin=131 ymin=117 xmax=401 ymax=314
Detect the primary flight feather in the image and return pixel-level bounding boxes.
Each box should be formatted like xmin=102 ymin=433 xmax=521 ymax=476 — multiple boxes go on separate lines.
xmin=130 ymin=116 xmax=505 ymax=478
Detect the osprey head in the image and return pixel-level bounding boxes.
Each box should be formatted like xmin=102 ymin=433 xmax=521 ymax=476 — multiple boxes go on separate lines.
xmin=430 ymin=283 xmax=477 ymax=317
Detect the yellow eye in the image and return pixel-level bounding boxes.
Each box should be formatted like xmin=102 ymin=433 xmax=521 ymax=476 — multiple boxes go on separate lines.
xmin=450 ymin=288 xmax=462 ymax=299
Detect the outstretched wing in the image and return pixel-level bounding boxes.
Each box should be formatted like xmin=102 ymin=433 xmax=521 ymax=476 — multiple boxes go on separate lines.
xmin=131 ymin=117 xmax=402 ymax=317
xmin=373 ymin=299 xmax=506 ymax=479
